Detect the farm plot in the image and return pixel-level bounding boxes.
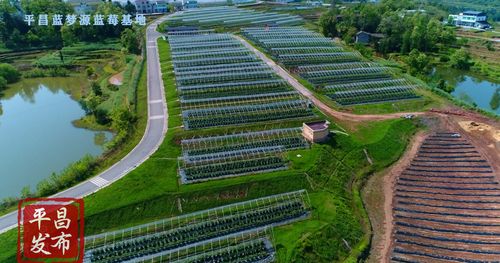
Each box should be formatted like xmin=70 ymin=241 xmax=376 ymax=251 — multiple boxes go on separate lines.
xmin=390 ymin=132 xmax=500 ymax=262
xmin=242 ymin=27 xmax=420 ymax=106
xmin=179 ymin=128 xmax=309 ymax=183
xmin=133 ymin=229 xmax=276 ymax=263
xmin=165 ymin=6 xmax=302 ymax=28
xmin=84 ymin=190 xmax=311 ymax=263
xmin=168 ymin=31 xmax=314 ymax=130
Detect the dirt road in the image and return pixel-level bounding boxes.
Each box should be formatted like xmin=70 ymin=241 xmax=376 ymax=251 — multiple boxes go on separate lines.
xmin=365 ymin=131 xmax=427 ymax=263
xmin=234 ymin=35 xmax=425 ymax=122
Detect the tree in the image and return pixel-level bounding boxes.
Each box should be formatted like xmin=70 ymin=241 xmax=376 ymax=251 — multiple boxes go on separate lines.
xmin=342 ymin=27 xmax=358 ymax=44
xmin=20 ymin=186 xmax=33 ymax=199
xmin=0 ymin=76 xmax=7 ymax=90
xmin=86 ymin=66 xmax=96 ymax=78
xmin=377 ymin=12 xmax=405 ymax=54
xmin=61 ymin=25 xmax=77 ymax=46
xmin=490 ymin=88 xmax=500 ymax=111
xmin=0 ymin=63 xmax=20 ymax=83
xmin=121 ymin=28 xmax=141 ymax=54
xmin=406 ymin=49 xmax=431 ymax=76
xmin=426 ymin=19 xmax=442 ymax=51
xmin=437 ymin=79 xmax=454 ymax=93
xmin=124 ymin=0 xmax=136 ymax=14
xmin=359 ymin=5 xmax=381 ymax=32
xmin=111 ymin=108 xmax=136 ymax=135
xmin=449 ymin=48 xmax=471 ymax=70
xmin=409 ymin=14 xmax=428 ymax=52
xmin=319 ymin=10 xmax=339 ymax=38
xmin=91 ymin=81 xmax=102 ymax=96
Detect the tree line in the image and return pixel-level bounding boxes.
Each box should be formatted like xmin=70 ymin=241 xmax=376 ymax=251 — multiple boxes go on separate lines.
xmin=0 ymin=0 xmax=141 ymax=53
xmin=320 ymin=0 xmax=456 ymax=55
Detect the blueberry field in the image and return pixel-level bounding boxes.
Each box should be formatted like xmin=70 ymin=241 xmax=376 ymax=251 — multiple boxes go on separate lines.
xmin=242 ymin=27 xmax=421 ymax=106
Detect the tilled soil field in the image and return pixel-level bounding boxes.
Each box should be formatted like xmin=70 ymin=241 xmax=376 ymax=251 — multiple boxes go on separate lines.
xmin=389 ymin=131 xmax=500 ymax=262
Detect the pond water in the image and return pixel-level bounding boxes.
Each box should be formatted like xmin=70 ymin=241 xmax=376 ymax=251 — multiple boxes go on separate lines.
xmin=432 ymin=67 xmax=500 ymax=115
xmin=0 ymin=78 xmax=112 ymax=199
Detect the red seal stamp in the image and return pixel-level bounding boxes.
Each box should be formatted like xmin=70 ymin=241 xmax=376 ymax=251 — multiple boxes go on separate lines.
xmin=17 ymin=198 xmax=84 ymax=263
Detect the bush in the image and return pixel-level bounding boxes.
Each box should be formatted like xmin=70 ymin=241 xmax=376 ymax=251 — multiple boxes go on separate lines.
xmin=36 ymin=155 xmax=97 ymax=197
xmin=23 ymin=67 xmax=70 ymax=78
xmin=449 ymin=48 xmax=472 ymax=70
xmin=0 ymin=63 xmax=20 ymax=83
xmin=439 ymin=54 xmax=449 ymax=62
xmin=0 ymin=76 xmax=7 ymax=90
xmin=86 ymin=66 xmax=96 ymax=78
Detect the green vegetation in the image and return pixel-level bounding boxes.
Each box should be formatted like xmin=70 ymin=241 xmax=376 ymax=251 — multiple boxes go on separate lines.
xmin=427 ymin=0 xmax=500 ymax=21
xmin=449 ymin=48 xmax=473 ymax=70
xmin=0 ymin=5 xmax=148 ymax=217
xmin=0 ymin=0 xmax=142 ymax=50
xmin=0 ymin=63 xmax=20 ymax=89
xmin=0 ymin=37 xmax=420 ymax=262
xmin=319 ymin=0 xmax=456 ymax=54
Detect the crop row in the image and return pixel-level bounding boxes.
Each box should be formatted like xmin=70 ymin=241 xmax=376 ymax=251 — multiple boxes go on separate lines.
xmin=169 ymin=32 xmax=314 ymax=130
xmin=181 ymin=127 xmax=307 ymax=156
xmin=84 ymin=190 xmax=310 ymax=262
xmin=390 ymin=133 xmax=500 ymax=262
xmin=166 ymin=6 xmax=302 ymax=27
xmin=142 ymin=238 xmax=275 ymax=263
xmin=242 ymin=26 xmax=421 ymax=106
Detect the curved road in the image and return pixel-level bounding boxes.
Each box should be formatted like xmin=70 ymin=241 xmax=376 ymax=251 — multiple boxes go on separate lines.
xmin=0 ymin=16 xmax=169 ymax=234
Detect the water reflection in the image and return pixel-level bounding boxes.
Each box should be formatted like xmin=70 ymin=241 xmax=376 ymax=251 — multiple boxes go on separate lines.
xmin=0 ymin=78 xmax=112 ymax=198
xmin=432 ymin=67 xmax=500 ymax=115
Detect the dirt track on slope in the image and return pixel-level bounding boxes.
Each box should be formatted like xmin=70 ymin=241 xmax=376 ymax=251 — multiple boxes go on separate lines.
xmin=364 ymin=131 xmax=427 ymax=263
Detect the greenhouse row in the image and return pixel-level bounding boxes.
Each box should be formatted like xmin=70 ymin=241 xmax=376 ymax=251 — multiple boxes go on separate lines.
xmin=84 ymin=191 xmax=311 ymax=262
xmin=242 ymin=26 xmax=421 ymax=106
xmin=166 ymin=6 xmax=302 ymax=27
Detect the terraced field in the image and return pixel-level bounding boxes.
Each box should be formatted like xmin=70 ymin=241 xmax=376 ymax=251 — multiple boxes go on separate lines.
xmin=83 ymin=190 xmax=310 ymax=262
xmin=242 ymin=27 xmax=421 ymax=106
xmin=165 ymin=6 xmax=303 ymax=28
xmin=390 ymin=132 xmax=500 ymax=262
xmin=169 ymin=30 xmax=314 ymax=130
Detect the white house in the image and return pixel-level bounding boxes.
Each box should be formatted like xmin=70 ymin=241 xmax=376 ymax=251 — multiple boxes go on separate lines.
xmin=448 ymin=11 xmax=491 ymax=30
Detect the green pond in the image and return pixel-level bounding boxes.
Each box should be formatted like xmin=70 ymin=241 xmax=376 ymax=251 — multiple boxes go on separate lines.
xmin=432 ymin=67 xmax=500 ymax=115
xmin=0 ymin=78 xmax=112 ymax=199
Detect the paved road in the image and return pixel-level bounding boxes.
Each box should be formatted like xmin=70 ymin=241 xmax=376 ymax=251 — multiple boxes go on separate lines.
xmin=235 ymin=35 xmax=425 ymax=122
xmin=0 ymin=16 xmax=169 ymax=234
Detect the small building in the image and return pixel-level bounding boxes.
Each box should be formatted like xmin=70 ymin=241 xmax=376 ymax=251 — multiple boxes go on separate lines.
xmin=274 ymin=0 xmax=297 ymax=3
xmin=302 ymin=121 xmax=330 ymax=143
xmin=355 ymin=31 xmax=385 ymax=44
xmin=233 ymin=0 xmax=255 ymax=4
xmin=134 ymin=0 xmax=169 ymax=14
xmin=184 ymin=0 xmax=199 ymax=8
xmin=66 ymin=0 xmax=101 ymax=14
xmin=448 ymin=11 xmax=491 ymax=30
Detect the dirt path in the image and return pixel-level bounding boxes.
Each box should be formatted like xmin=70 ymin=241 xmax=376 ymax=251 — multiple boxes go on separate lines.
xmin=235 ymin=35 xmax=425 ymax=122
xmin=109 ymin=71 xmax=124 ymax=86
xmin=365 ymin=131 xmax=427 ymax=263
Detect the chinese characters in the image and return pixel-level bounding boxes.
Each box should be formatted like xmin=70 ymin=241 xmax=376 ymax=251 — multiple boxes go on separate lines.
xmin=19 ymin=199 xmax=84 ymax=263
xmin=24 ymin=14 xmax=146 ymax=26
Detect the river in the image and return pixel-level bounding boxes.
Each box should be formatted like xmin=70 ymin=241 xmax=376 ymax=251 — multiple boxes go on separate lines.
xmin=0 ymin=78 xmax=112 ymax=199
xmin=432 ymin=67 xmax=500 ymax=115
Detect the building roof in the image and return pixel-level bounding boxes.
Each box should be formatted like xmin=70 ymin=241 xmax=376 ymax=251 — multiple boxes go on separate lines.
xmin=356 ymin=31 xmax=385 ymax=38
xmin=304 ymin=121 xmax=329 ymax=131
xmin=463 ymin=11 xmax=486 ymax=16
